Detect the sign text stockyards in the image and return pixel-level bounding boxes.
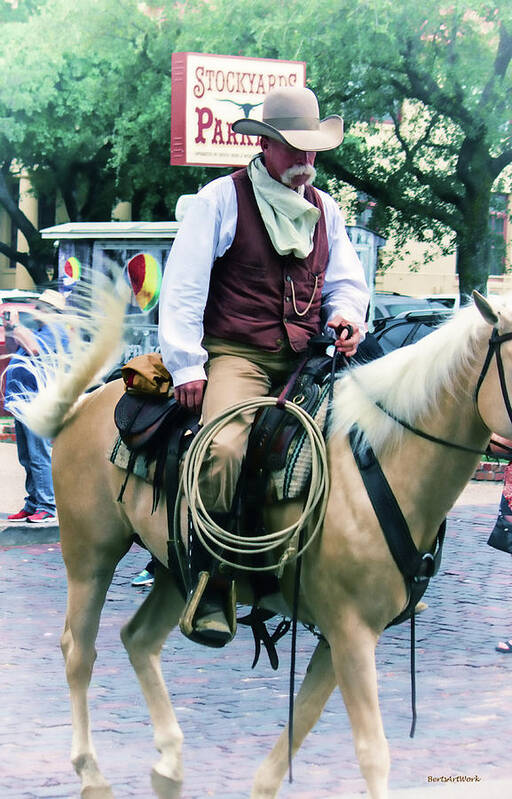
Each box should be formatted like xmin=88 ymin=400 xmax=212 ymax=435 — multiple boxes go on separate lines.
xmin=170 ymin=53 xmax=306 ymax=167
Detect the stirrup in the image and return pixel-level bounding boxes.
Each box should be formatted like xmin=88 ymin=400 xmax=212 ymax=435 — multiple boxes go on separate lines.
xmin=179 ymin=571 xmax=237 ymax=648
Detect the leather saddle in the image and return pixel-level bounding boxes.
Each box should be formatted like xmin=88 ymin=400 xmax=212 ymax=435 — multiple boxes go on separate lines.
xmin=113 ymin=392 xmax=199 ymax=515
xmin=114 ymin=392 xmax=187 ymax=451
xmin=113 ymin=339 xmax=336 ymax=503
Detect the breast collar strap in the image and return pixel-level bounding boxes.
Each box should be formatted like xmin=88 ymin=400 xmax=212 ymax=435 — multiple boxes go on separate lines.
xmin=349 ymin=426 xmax=445 ymax=590
xmin=475 ymin=329 xmax=512 ymax=427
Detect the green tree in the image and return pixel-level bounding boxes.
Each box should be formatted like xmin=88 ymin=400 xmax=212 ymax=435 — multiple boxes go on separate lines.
xmin=0 ymin=0 xmax=56 ymax=282
xmin=0 ymin=0 xmax=228 ymax=284
xmin=314 ymin=0 xmax=512 ymax=297
xmin=0 ymin=0 xmax=168 ymax=282
xmin=1 ymin=0 xmax=511 ymax=295
xmin=167 ymin=0 xmax=512 ymax=297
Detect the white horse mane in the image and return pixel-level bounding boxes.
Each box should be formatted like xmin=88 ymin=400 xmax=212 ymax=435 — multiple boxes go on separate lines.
xmin=331 ymin=297 xmax=511 ymax=456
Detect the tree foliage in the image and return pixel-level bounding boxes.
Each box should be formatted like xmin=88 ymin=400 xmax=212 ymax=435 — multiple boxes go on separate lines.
xmin=0 ymin=0 xmax=164 ymax=279
xmin=169 ymin=0 xmax=512 ymax=295
xmin=313 ymin=0 xmax=512 ymax=296
xmin=0 ymin=0 xmax=511 ymax=293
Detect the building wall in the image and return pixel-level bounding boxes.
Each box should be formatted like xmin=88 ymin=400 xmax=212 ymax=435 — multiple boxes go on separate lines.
xmin=376 ymin=237 xmax=458 ymax=296
xmin=375 ymin=172 xmax=512 ymax=298
xmin=0 ymin=207 xmax=14 ymax=288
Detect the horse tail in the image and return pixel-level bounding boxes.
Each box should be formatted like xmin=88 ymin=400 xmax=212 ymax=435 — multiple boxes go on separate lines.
xmin=5 ymin=274 xmax=130 ymax=439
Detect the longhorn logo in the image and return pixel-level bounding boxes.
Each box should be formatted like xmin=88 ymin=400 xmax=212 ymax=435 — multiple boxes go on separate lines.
xmin=217 ymin=99 xmax=263 ymax=118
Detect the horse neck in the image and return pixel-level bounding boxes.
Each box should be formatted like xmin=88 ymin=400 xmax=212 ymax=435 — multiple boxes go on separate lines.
xmin=380 ymin=366 xmax=489 ymax=553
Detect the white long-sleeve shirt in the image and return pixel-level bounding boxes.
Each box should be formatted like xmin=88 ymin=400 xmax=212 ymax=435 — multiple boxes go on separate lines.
xmin=159 ymin=174 xmax=369 ymax=387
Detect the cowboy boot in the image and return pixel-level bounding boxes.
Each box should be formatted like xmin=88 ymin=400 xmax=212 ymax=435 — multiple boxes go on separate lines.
xmin=179 ymin=513 xmax=236 ymax=647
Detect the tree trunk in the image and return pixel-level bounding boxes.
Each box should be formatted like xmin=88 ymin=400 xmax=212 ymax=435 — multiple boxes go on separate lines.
xmin=456 ymin=183 xmax=493 ymax=299
xmin=0 ymin=167 xmax=55 ymax=286
xmin=456 ymin=232 xmax=491 ymax=299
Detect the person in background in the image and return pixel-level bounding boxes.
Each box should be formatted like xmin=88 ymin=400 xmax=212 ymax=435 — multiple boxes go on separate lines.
xmin=487 ymin=435 xmax=512 ymax=653
xmin=158 ymin=86 xmax=370 ymax=644
xmin=4 ymin=289 xmax=68 ymax=525
xmin=132 ymin=558 xmax=155 ymax=587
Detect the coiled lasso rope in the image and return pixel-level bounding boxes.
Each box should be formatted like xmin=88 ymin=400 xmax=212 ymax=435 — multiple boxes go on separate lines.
xmin=173 ymin=396 xmax=330 ymax=577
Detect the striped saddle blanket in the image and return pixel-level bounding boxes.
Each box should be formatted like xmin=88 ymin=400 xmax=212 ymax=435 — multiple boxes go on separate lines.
xmin=108 ymin=381 xmax=330 ymax=503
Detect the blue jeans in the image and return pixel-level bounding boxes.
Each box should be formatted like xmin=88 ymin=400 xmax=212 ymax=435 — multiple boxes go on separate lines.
xmin=14 ymin=419 xmax=56 ymax=514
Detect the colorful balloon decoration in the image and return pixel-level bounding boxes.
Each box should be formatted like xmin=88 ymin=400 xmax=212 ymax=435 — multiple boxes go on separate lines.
xmin=126 ymin=252 xmax=162 ymax=312
xmin=63 ymin=256 xmax=82 ymax=287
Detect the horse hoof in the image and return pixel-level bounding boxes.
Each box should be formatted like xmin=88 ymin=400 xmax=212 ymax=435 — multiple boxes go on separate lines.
xmin=151 ymin=768 xmax=183 ymax=798
xmin=81 ymin=786 xmax=115 ymax=799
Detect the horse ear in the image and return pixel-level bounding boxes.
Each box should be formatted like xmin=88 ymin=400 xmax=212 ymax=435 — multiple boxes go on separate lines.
xmin=473 ymin=290 xmax=499 ymax=326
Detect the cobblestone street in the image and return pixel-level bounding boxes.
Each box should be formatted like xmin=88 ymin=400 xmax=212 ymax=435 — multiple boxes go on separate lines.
xmin=1 ymin=441 xmax=512 ymax=798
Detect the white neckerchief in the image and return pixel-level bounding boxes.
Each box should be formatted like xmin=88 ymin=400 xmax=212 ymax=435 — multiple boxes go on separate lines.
xmin=247 ymin=155 xmax=320 ymax=259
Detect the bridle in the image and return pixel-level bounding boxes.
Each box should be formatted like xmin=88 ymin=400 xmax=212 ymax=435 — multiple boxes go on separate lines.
xmin=361 ymin=326 xmax=512 ymax=457
xmin=475 ymin=328 xmax=512 ymax=429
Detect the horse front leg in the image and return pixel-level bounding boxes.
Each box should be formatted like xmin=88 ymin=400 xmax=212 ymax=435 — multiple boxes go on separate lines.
xmin=251 ymin=637 xmax=336 ymax=799
xmin=61 ymin=565 xmax=118 ymax=799
xmin=330 ymin=623 xmax=390 ymax=799
xmin=120 ymin=563 xmax=185 ymax=798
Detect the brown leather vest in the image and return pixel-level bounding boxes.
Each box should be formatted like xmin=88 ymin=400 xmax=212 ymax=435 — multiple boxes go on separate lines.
xmin=203 ymin=168 xmax=329 ymax=353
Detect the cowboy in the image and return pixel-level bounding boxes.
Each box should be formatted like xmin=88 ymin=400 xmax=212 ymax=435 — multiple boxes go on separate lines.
xmin=159 ymin=86 xmax=370 ymax=644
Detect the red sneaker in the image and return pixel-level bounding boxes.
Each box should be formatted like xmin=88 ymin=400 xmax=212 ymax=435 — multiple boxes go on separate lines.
xmin=7 ymin=509 xmax=32 ymax=521
xmin=27 ymin=510 xmax=57 ymax=525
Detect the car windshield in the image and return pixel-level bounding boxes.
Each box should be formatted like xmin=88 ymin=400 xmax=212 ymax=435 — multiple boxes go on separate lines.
xmin=373 ymin=296 xmax=446 ymax=319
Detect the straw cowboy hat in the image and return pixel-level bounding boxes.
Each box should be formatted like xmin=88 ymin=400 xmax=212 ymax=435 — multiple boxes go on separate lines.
xmin=232 ymin=86 xmax=343 ymax=152
xmin=37 ymin=288 xmax=66 ymax=312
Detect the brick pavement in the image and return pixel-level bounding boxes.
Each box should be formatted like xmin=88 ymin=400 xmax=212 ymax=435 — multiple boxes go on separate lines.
xmin=1 ymin=485 xmax=512 ymax=798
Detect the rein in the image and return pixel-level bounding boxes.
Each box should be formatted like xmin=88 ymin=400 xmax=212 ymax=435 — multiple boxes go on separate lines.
xmin=356 ymin=327 xmax=512 ymax=457
xmin=373 ymin=401 xmax=488 ymax=456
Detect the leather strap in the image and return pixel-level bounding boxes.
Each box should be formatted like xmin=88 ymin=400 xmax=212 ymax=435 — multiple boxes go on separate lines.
xmin=237 ymin=608 xmax=291 ymax=670
xmin=349 ymin=424 xmax=446 ymax=737
xmin=495 ymin=337 xmax=512 ymax=425
xmin=475 ymin=329 xmax=512 ymax=424
xmin=165 ymin=419 xmax=200 ymax=599
xmin=349 ymin=426 xmax=444 ymax=608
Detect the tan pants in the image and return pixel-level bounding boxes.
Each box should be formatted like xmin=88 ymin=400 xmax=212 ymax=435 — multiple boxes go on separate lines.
xmin=200 ymin=336 xmax=301 ymax=512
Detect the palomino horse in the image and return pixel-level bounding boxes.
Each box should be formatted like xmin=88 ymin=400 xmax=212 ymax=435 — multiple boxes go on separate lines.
xmin=9 ymin=283 xmax=512 ymax=799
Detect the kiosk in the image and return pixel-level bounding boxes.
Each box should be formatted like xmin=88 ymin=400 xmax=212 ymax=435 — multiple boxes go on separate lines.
xmin=40 ymin=221 xmax=179 ymax=361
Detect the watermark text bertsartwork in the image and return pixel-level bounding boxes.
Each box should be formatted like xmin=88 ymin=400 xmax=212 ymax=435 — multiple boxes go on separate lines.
xmin=428 ymin=775 xmax=481 ymax=783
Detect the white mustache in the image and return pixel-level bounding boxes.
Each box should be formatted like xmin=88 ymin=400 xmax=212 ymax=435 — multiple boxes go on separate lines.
xmin=280 ymin=164 xmax=317 ymax=186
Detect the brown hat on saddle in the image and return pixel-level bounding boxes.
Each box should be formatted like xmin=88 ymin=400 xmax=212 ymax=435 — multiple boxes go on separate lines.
xmin=232 ymin=86 xmax=344 ymax=152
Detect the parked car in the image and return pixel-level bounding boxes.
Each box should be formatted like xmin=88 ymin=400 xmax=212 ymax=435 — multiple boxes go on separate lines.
xmin=371 ymin=292 xmax=453 ymax=354
xmin=418 ymin=293 xmax=461 ymax=311
xmin=372 ymin=291 xmax=449 ymax=321
xmin=0 ymin=289 xmax=39 ymax=303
